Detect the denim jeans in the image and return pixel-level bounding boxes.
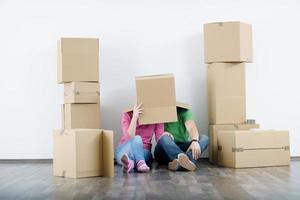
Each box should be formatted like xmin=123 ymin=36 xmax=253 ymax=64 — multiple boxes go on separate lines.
xmin=115 ymin=135 xmax=153 ymax=167
xmin=154 ymin=134 xmax=209 ymax=165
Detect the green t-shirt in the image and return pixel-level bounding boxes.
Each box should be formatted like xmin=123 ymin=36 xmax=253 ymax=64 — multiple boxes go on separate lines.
xmin=164 ymin=108 xmax=193 ymax=142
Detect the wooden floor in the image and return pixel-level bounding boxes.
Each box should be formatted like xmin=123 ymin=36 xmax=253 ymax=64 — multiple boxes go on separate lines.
xmin=0 ymin=160 xmax=299 ymax=200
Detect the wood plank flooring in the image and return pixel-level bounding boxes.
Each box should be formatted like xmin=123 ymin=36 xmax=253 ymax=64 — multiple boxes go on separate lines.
xmin=0 ymin=160 xmax=299 ymax=200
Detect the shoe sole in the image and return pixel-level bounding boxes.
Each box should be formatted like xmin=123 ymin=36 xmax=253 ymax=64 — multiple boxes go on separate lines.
xmin=168 ymin=159 xmax=179 ymax=171
xmin=121 ymin=154 xmax=130 ymax=172
xmin=178 ymin=153 xmax=196 ymax=171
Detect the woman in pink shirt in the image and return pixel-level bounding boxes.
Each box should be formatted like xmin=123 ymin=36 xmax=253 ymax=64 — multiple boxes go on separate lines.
xmin=115 ymin=103 xmax=164 ymax=173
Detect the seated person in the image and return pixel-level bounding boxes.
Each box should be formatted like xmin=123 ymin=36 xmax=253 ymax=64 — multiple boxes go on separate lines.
xmin=115 ymin=103 xmax=164 ymax=173
xmin=154 ymin=105 xmax=209 ymax=171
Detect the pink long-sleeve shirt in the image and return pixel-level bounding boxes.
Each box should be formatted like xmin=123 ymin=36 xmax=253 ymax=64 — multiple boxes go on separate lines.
xmin=118 ymin=111 xmax=164 ymax=150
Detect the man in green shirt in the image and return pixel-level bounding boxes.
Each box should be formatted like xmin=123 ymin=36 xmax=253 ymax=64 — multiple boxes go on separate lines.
xmin=154 ymin=106 xmax=209 ymax=171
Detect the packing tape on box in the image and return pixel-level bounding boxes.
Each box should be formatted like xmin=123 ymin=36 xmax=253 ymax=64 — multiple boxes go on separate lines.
xmin=64 ymin=90 xmax=100 ymax=96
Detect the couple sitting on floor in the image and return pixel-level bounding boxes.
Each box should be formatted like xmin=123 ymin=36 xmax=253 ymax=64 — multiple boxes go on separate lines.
xmin=115 ymin=103 xmax=209 ymax=173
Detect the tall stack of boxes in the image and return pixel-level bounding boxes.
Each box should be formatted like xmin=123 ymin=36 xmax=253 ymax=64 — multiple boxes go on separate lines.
xmin=53 ymin=38 xmax=114 ymax=178
xmin=204 ymin=22 xmax=290 ymax=168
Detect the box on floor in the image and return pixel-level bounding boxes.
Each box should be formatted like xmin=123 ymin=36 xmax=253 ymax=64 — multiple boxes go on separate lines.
xmin=217 ymin=130 xmax=290 ymax=168
xmin=53 ymin=129 xmax=114 ymax=178
xmin=207 ymin=63 xmax=246 ymax=124
xmin=64 ymin=82 xmax=100 ymax=104
xmin=62 ymin=103 xmax=101 ymax=129
xmin=134 ymin=74 xmax=177 ymax=125
xmin=209 ymin=123 xmax=260 ymax=164
xmin=203 ymin=21 xmax=253 ymax=63
xmin=57 ymin=38 xmax=99 ymax=83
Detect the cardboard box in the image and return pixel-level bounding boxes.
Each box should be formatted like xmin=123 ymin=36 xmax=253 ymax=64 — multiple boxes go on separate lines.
xmin=53 ymin=129 xmax=114 ymax=178
xmin=135 ymin=74 xmax=177 ymax=125
xmin=64 ymin=82 xmax=100 ymax=103
xmin=204 ymin=21 xmax=253 ymax=63
xmin=207 ymin=63 xmax=246 ymax=124
xmin=217 ymin=130 xmax=290 ymax=168
xmin=209 ymin=123 xmax=260 ymax=164
xmin=57 ymin=38 xmax=99 ymax=83
xmin=62 ymin=104 xmax=100 ymax=129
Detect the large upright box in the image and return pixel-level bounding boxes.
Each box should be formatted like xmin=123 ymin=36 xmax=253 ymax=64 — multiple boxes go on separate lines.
xmin=64 ymin=82 xmax=100 ymax=104
xmin=135 ymin=74 xmax=177 ymax=125
xmin=217 ymin=130 xmax=290 ymax=168
xmin=53 ymin=129 xmax=114 ymax=178
xmin=62 ymin=104 xmax=101 ymax=129
xmin=57 ymin=38 xmax=99 ymax=83
xmin=207 ymin=63 xmax=246 ymax=124
xmin=209 ymin=123 xmax=260 ymax=164
xmin=204 ymin=21 xmax=253 ymax=63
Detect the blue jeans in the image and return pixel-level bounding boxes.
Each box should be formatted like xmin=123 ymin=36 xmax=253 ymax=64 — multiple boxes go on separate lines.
xmin=115 ymin=135 xmax=153 ymax=167
xmin=154 ymin=134 xmax=209 ymax=165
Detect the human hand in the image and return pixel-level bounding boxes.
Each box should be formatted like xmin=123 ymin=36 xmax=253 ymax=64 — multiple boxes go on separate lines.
xmin=187 ymin=141 xmax=201 ymax=160
xmin=132 ymin=103 xmax=143 ymax=120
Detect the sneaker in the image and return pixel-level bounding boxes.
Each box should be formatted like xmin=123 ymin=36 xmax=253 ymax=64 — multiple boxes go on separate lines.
xmin=177 ymin=153 xmax=196 ymax=171
xmin=168 ymin=159 xmax=180 ymax=171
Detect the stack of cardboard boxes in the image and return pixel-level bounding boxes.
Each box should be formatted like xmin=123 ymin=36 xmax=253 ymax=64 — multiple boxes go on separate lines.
xmin=204 ymin=22 xmax=290 ymax=168
xmin=53 ymin=38 xmax=114 ymax=178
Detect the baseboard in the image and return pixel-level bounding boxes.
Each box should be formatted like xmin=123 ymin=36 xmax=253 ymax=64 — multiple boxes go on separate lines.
xmin=0 ymin=159 xmax=53 ymax=163
xmin=291 ymin=157 xmax=300 ymax=161
xmin=0 ymin=157 xmax=298 ymax=163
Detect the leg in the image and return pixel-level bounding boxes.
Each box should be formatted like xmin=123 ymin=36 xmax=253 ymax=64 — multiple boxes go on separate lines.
xmin=154 ymin=137 xmax=173 ymax=165
xmin=115 ymin=140 xmax=134 ymax=165
xmin=143 ymin=149 xmax=153 ymax=167
xmin=177 ymin=134 xmax=210 ymax=164
xmin=130 ymin=135 xmax=146 ymax=163
xmin=130 ymin=135 xmax=150 ymax=172
xmin=155 ymin=134 xmax=184 ymax=161
xmin=155 ymin=134 xmax=196 ymax=171
xmin=115 ymin=140 xmax=135 ymax=173
xmin=198 ymin=134 xmax=209 ymax=154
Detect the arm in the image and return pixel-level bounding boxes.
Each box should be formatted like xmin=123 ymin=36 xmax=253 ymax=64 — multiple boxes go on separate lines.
xmin=185 ymin=120 xmax=201 ymax=160
xmin=127 ymin=103 xmax=143 ymax=137
xmin=185 ymin=120 xmax=199 ymax=141
xmin=182 ymin=109 xmax=201 ymax=160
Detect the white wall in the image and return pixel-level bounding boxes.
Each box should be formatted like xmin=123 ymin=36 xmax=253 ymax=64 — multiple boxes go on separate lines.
xmin=0 ymin=0 xmax=299 ymax=159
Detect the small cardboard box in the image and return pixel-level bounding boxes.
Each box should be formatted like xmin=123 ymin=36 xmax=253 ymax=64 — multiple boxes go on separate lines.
xmin=204 ymin=21 xmax=253 ymax=63
xmin=57 ymin=38 xmax=99 ymax=83
xmin=62 ymin=104 xmax=100 ymax=129
xmin=217 ymin=130 xmax=290 ymax=168
xmin=53 ymin=129 xmax=114 ymax=178
xmin=207 ymin=63 xmax=246 ymax=124
xmin=209 ymin=123 xmax=260 ymax=164
xmin=64 ymin=82 xmax=100 ymax=103
xmin=135 ymin=74 xmax=177 ymax=125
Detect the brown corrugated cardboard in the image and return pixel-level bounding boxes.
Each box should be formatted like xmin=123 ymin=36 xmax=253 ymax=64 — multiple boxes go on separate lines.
xmin=62 ymin=104 xmax=100 ymax=129
xmin=53 ymin=129 xmax=103 ymax=178
xmin=217 ymin=130 xmax=290 ymax=168
xmin=207 ymin=63 xmax=246 ymax=124
xmin=135 ymin=74 xmax=177 ymax=125
xmin=122 ymin=102 xmax=190 ymax=123
xmin=209 ymin=123 xmax=260 ymax=164
xmin=103 ymin=130 xmax=114 ymax=177
xmin=64 ymin=82 xmax=100 ymax=103
xmin=57 ymin=38 xmax=99 ymax=83
xmin=176 ymin=102 xmax=191 ymax=110
xmin=203 ymin=21 xmax=253 ymax=63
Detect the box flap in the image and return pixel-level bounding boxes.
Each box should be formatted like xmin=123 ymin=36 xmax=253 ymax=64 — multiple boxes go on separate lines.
xmin=176 ymin=102 xmax=191 ymax=109
xmin=139 ymin=106 xmax=178 ymax=125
